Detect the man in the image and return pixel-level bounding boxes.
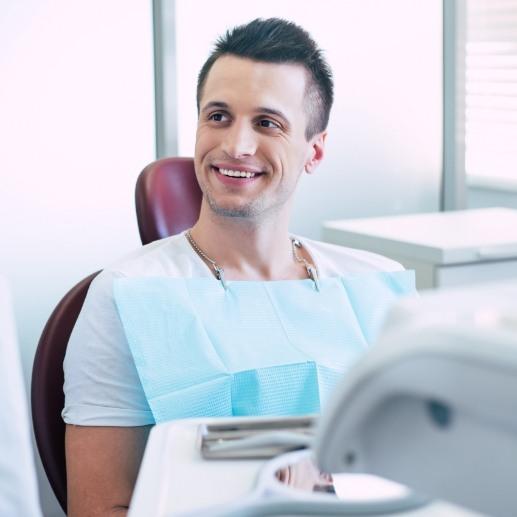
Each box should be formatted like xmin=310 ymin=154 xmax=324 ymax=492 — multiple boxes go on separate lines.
xmin=64 ymin=18 xmax=408 ymax=516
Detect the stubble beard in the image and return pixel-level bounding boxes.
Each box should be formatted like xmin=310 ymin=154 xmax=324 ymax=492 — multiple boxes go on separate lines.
xmin=203 ymin=187 xmax=266 ymax=219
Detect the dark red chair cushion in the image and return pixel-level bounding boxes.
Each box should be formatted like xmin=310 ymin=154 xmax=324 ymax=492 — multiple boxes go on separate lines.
xmin=135 ymin=157 xmax=202 ymax=244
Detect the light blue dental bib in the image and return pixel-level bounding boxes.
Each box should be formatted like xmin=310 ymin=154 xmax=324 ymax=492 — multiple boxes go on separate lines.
xmin=113 ymin=271 xmax=414 ymax=424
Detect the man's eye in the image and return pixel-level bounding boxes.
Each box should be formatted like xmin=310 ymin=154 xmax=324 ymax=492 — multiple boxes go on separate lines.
xmin=209 ymin=113 xmax=227 ymax=122
xmin=259 ymin=119 xmax=280 ymax=129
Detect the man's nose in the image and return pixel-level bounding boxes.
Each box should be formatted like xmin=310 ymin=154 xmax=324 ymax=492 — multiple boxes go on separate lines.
xmin=222 ymin=121 xmax=257 ymax=158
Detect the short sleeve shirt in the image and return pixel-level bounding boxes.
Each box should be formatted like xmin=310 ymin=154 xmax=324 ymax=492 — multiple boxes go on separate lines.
xmin=62 ymin=233 xmax=403 ymax=426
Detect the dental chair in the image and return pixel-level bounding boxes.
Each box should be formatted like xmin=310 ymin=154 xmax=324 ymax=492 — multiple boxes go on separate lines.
xmin=31 ymin=157 xmax=199 ymax=512
xmin=34 ymin=157 xmax=517 ymax=516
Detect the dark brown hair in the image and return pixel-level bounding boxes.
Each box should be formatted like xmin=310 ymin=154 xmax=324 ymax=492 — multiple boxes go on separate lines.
xmin=197 ymin=18 xmax=334 ymax=140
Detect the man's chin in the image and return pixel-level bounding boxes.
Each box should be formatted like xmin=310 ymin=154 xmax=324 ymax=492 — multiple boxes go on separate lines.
xmin=209 ymin=204 xmax=258 ymax=219
xmin=206 ymin=196 xmax=262 ymax=219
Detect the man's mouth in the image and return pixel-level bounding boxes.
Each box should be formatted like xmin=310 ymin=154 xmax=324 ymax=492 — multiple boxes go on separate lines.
xmin=211 ymin=165 xmax=264 ymax=179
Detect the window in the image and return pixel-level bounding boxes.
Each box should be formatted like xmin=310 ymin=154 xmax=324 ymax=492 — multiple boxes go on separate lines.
xmin=464 ymin=0 xmax=517 ymax=189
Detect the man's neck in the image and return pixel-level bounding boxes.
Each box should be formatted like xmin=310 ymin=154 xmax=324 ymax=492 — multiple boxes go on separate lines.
xmin=189 ymin=202 xmax=303 ymax=281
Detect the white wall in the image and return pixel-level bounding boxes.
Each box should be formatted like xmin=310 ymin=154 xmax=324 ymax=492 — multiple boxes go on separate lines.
xmin=175 ymin=0 xmax=443 ymax=238
xmin=0 ymin=2 xmax=155 ymax=515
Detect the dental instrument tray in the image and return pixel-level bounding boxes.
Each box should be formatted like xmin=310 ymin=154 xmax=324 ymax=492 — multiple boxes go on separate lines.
xmin=199 ymin=415 xmax=316 ymax=460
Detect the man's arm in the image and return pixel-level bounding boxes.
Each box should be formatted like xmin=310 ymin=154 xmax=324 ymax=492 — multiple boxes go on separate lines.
xmin=66 ymin=424 xmax=151 ymax=517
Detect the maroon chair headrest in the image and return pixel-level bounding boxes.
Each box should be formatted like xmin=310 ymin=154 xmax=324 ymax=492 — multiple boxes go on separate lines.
xmin=135 ymin=157 xmax=202 ymax=245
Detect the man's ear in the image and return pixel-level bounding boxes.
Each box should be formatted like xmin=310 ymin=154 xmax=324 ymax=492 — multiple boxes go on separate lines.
xmin=304 ymin=131 xmax=327 ymax=174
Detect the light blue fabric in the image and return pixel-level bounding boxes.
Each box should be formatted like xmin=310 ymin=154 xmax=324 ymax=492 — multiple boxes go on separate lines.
xmin=113 ymin=271 xmax=415 ymax=423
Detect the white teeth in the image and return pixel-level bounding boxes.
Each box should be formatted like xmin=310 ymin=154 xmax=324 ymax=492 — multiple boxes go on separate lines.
xmin=218 ymin=168 xmax=256 ymax=178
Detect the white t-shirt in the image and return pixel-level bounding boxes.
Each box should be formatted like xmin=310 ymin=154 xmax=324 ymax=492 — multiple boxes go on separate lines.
xmin=62 ymin=233 xmax=403 ymax=426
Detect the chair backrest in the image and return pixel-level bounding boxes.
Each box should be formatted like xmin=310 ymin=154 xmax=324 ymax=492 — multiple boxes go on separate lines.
xmin=31 ymin=272 xmax=99 ymax=512
xmin=135 ymin=156 xmax=202 ymax=244
xmin=32 ymin=156 xmax=201 ymax=512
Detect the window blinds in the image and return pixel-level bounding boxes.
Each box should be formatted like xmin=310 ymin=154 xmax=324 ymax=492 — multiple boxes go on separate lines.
xmin=465 ymin=0 xmax=517 ymax=185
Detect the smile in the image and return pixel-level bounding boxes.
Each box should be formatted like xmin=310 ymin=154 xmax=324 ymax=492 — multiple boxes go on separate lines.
xmin=212 ymin=165 xmax=264 ymax=179
xmin=219 ymin=168 xmax=256 ymax=178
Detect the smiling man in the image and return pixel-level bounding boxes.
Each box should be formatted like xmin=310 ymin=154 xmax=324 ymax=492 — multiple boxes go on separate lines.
xmin=189 ymin=52 xmax=326 ymax=284
xmin=189 ymin=21 xmax=331 ymax=286
xmin=195 ymin=54 xmax=322 ymax=217
xmin=63 ymin=19 xmax=411 ymax=516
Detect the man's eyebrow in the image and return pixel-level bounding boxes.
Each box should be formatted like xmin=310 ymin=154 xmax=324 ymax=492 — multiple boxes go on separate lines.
xmin=256 ymin=107 xmax=290 ymax=124
xmin=201 ymin=101 xmax=229 ymax=113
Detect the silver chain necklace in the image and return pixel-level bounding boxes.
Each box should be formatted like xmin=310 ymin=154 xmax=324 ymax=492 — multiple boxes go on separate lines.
xmin=185 ymin=230 xmax=320 ymax=291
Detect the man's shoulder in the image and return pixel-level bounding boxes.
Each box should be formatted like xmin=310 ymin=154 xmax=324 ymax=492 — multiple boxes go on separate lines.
xmin=93 ymin=232 xmax=202 ymax=287
xmin=111 ymin=234 xmax=186 ymax=274
xmin=301 ymin=237 xmax=404 ymax=276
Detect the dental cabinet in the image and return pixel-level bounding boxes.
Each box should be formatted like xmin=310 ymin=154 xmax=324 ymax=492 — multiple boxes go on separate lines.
xmin=322 ymin=207 xmax=517 ymax=290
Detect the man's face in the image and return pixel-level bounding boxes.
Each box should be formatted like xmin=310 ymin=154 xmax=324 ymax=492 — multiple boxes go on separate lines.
xmin=194 ymin=55 xmax=325 ymax=220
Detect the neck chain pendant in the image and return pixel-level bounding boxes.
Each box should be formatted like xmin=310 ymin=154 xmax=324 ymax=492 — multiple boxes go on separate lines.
xmin=212 ymin=263 xmax=227 ymax=290
xmin=186 ymin=230 xmax=228 ymax=290
xmin=291 ymin=239 xmax=320 ymax=291
xmin=186 ymin=230 xmax=319 ymax=291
